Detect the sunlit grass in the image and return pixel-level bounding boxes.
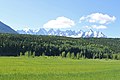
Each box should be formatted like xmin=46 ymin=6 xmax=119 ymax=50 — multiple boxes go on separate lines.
xmin=0 ymin=57 xmax=120 ymax=80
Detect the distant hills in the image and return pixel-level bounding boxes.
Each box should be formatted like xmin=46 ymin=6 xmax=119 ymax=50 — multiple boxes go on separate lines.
xmin=17 ymin=28 xmax=107 ymax=38
xmin=0 ymin=21 xmax=17 ymax=34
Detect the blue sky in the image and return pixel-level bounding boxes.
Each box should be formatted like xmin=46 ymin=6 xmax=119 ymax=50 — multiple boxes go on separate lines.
xmin=0 ymin=0 xmax=119 ymax=37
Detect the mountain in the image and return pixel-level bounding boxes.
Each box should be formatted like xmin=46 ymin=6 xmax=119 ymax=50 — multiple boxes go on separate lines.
xmin=0 ymin=21 xmax=17 ymax=34
xmin=36 ymin=28 xmax=47 ymax=35
xmin=17 ymin=28 xmax=107 ymax=38
xmin=48 ymin=29 xmax=56 ymax=35
xmin=17 ymin=28 xmax=36 ymax=34
xmin=84 ymin=29 xmax=94 ymax=37
xmin=84 ymin=29 xmax=106 ymax=38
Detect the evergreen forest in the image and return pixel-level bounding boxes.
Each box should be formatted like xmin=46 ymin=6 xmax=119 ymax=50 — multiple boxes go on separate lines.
xmin=0 ymin=33 xmax=120 ymax=60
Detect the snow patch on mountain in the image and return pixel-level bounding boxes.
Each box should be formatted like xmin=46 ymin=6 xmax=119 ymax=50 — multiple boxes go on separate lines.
xmin=17 ymin=28 xmax=107 ymax=38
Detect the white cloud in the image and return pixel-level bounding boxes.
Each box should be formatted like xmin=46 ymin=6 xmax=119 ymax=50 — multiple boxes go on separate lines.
xmin=80 ymin=13 xmax=116 ymax=24
xmin=91 ymin=25 xmax=107 ymax=29
xmin=84 ymin=26 xmax=91 ymax=29
xmin=84 ymin=25 xmax=107 ymax=29
xmin=79 ymin=16 xmax=86 ymax=23
xmin=43 ymin=16 xmax=75 ymax=29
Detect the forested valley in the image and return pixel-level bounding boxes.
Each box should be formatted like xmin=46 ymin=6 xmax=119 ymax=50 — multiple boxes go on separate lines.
xmin=0 ymin=33 xmax=120 ymax=60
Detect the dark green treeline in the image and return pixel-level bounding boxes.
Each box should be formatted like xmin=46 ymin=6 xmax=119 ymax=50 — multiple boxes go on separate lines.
xmin=0 ymin=33 xmax=120 ymax=60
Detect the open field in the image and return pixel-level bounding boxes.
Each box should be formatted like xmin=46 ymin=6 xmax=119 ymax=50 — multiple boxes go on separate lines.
xmin=0 ymin=57 xmax=120 ymax=80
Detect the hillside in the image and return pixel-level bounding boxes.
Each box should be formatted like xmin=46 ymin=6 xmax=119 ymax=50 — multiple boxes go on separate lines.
xmin=0 ymin=21 xmax=17 ymax=34
xmin=0 ymin=33 xmax=120 ymax=59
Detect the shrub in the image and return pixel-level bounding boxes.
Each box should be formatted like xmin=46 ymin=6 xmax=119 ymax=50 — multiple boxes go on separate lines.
xmin=20 ymin=52 xmax=23 ymax=57
xmin=42 ymin=52 xmax=45 ymax=56
xmin=76 ymin=52 xmax=80 ymax=59
xmin=71 ymin=52 xmax=75 ymax=59
xmin=115 ymin=54 xmax=120 ymax=60
xmin=103 ymin=53 xmax=108 ymax=60
xmin=61 ymin=51 xmax=66 ymax=58
xmin=28 ymin=51 xmax=32 ymax=57
xmin=25 ymin=51 xmax=29 ymax=57
xmin=66 ymin=52 xmax=71 ymax=58
xmin=25 ymin=51 xmax=32 ymax=57
xmin=32 ymin=52 xmax=35 ymax=58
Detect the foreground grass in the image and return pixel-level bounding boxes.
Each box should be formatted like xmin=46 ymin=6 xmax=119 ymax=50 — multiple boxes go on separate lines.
xmin=0 ymin=57 xmax=120 ymax=80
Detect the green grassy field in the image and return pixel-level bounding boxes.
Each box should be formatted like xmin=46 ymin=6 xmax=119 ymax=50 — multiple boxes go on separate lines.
xmin=0 ymin=57 xmax=120 ymax=80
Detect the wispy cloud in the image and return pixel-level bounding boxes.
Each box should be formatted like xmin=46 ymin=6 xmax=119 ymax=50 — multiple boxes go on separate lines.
xmin=80 ymin=13 xmax=116 ymax=24
xmin=43 ymin=16 xmax=75 ymax=29
xmin=91 ymin=25 xmax=107 ymax=29
xmin=84 ymin=25 xmax=107 ymax=29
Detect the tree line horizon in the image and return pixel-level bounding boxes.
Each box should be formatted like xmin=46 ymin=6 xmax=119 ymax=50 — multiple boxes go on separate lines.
xmin=0 ymin=33 xmax=120 ymax=60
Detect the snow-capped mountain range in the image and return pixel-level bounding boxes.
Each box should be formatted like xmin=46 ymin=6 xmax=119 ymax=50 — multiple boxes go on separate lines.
xmin=17 ymin=28 xmax=107 ymax=38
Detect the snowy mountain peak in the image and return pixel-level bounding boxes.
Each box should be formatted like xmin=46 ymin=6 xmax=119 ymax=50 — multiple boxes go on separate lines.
xmin=36 ymin=28 xmax=47 ymax=35
xmin=48 ymin=29 xmax=55 ymax=35
xmin=89 ymin=29 xmax=93 ymax=32
xmin=17 ymin=28 xmax=107 ymax=38
xmin=23 ymin=28 xmax=31 ymax=32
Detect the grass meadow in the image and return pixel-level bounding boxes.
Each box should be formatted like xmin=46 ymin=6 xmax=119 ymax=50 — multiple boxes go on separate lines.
xmin=0 ymin=57 xmax=120 ymax=80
